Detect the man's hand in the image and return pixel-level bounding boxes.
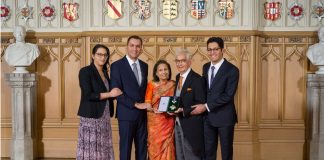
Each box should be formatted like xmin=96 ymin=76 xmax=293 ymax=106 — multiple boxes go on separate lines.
xmin=174 ymin=108 xmax=183 ymax=114
xmin=167 ymin=108 xmax=183 ymax=116
xmin=135 ymin=103 xmax=148 ymax=110
xmin=153 ymin=108 xmax=163 ymax=114
xmin=190 ymin=104 xmax=206 ymax=115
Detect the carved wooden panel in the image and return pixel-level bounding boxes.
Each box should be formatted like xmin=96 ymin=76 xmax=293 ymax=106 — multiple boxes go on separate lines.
xmin=37 ymin=44 xmax=60 ymax=121
xmin=0 ymin=37 xmax=14 ymax=122
xmin=259 ymin=44 xmax=282 ymax=122
xmin=0 ymin=31 xmax=317 ymax=159
xmin=37 ymin=37 xmax=83 ymax=124
xmin=284 ymin=45 xmax=306 ymax=122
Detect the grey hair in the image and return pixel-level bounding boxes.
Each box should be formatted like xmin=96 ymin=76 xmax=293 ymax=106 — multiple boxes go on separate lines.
xmin=175 ymin=48 xmax=192 ymax=60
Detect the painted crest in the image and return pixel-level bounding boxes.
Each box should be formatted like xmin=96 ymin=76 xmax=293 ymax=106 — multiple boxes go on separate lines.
xmin=288 ymin=2 xmax=303 ymax=21
xmin=20 ymin=3 xmax=33 ymax=22
xmin=63 ymin=2 xmax=79 ymax=21
xmin=312 ymin=2 xmax=324 ymax=22
xmin=134 ymin=0 xmax=151 ymax=20
xmin=107 ymin=0 xmax=122 ymax=19
xmin=162 ymin=0 xmax=178 ymax=20
xmin=0 ymin=4 xmax=10 ymax=22
xmin=264 ymin=2 xmax=281 ymax=21
xmin=190 ymin=0 xmax=206 ymax=19
xmin=41 ymin=3 xmax=55 ymax=21
xmin=218 ymin=0 xmax=234 ymax=19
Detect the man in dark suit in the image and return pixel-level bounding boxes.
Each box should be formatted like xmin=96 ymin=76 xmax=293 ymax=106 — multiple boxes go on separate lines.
xmin=191 ymin=37 xmax=239 ymax=160
xmin=173 ymin=48 xmax=206 ymax=160
xmin=110 ymin=35 xmax=148 ymax=160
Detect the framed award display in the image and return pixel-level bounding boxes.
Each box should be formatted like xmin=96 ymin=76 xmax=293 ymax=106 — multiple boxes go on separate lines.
xmin=158 ymin=96 xmax=179 ymax=112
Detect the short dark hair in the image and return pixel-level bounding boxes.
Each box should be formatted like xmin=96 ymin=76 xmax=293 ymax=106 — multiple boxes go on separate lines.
xmin=152 ymin=60 xmax=172 ymax=82
xmin=207 ymin=37 xmax=224 ymax=49
xmin=92 ymin=44 xmax=110 ymax=70
xmin=127 ymin=35 xmax=143 ymax=46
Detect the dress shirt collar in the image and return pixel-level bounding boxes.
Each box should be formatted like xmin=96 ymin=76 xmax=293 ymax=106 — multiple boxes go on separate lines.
xmin=126 ymin=55 xmax=140 ymax=66
xmin=180 ymin=68 xmax=191 ymax=79
xmin=210 ymin=58 xmax=224 ymax=69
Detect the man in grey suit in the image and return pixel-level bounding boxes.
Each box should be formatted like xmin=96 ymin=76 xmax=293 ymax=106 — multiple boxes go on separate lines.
xmin=173 ymin=49 xmax=206 ymax=160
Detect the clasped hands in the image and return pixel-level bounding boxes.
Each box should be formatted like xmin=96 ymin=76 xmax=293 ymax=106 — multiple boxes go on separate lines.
xmin=190 ymin=104 xmax=206 ymax=115
xmin=100 ymin=88 xmax=123 ymax=99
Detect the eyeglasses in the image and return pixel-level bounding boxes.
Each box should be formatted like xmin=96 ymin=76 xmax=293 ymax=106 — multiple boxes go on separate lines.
xmin=207 ymin=47 xmax=221 ymax=52
xmin=96 ymin=53 xmax=109 ymax=58
xmin=175 ymin=59 xmax=187 ymax=64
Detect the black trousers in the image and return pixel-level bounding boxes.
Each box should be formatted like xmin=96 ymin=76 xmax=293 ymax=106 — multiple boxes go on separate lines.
xmin=204 ymin=118 xmax=234 ymax=160
xmin=118 ymin=117 xmax=147 ymax=160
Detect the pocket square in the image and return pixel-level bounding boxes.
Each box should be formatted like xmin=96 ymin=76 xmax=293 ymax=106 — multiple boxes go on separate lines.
xmin=187 ymin=88 xmax=192 ymax=91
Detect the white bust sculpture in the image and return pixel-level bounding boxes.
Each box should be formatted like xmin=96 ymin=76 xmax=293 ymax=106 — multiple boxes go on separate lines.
xmin=4 ymin=25 xmax=40 ymax=73
xmin=307 ymin=27 xmax=324 ymax=74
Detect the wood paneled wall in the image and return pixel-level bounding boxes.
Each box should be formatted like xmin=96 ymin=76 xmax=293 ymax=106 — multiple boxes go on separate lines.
xmin=0 ymin=31 xmax=316 ymax=159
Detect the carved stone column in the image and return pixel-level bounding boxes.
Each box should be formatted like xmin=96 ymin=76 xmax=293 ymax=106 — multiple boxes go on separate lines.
xmin=307 ymin=74 xmax=324 ymax=160
xmin=5 ymin=73 xmax=37 ymax=160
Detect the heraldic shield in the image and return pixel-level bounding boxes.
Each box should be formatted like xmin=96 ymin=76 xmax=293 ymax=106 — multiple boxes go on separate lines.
xmin=63 ymin=2 xmax=79 ymax=21
xmin=20 ymin=3 xmax=33 ymax=22
xmin=264 ymin=2 xmax=281 ymax=21
xmin=107 ymin=0 xmax=122 ymax=19
xmin=1 ymin=4 xmax=11 ymax=22
xmin=162 ymin=0 xmax=178 ymax=20
xmin=218 ymin=0 xmax=234 ymax=19
xmin=312 ymin=2 xmax=324 ymax=21
xmin=191 ymin=0 xmax=206 ymax=20
xmin=134 ymin=0 xmax=151 ymax=20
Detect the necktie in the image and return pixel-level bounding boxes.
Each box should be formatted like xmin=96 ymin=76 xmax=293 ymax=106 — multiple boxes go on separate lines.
xmin=210 ymin=66 xmax=215 ymax=88
xmin=132 ymin=63 xmax=140 ymax=85
xmin=178 ymin=76 xmax=183 ymax=90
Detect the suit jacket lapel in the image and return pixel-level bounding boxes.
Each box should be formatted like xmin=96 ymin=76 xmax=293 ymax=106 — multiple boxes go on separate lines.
xmin=122 ymin=56 xmax=140 ymax=87
xmin=139 ymin=60 xmax=145 ymax=87
xmin=90 ymin=63 xmax=107 ymax=92
xmin=180 ymin=70 xmax=193 ymax=97
xmin=209 ymin=59 xmax=228 ymax=89
xmin=174 ymin=74 xmax=180 ymax=95
xmin=204 ymin=63 xmax=211 ymax=88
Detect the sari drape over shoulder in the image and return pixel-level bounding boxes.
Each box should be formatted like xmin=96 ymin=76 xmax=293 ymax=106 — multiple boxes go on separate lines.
xmin=145 ymin=80 xmax=176 ymax=160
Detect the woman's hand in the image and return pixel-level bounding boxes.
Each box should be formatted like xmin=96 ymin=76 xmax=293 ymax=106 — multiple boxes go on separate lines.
xmin=109 ymin=88 xmax=123 ymax=97
xmin=153 ymin=108 xmax=162 ymax=114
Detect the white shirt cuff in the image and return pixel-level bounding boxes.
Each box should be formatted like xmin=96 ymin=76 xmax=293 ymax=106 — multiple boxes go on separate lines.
xmin=205 ymin=103 xmax=210 ymax=112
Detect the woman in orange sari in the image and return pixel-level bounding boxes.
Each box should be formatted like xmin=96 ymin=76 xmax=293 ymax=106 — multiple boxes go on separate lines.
xmin=145 ymin=60 xmax=176 ymax=160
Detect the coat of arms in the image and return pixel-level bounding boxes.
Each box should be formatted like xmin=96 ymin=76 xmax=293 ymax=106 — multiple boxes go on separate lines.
xmin=190 ymin=0 xmax=206 ymax=20
xmin=162 ymin=0 xmax=178 ymax=20
xmin=134 ymin=0 xmax=151 ymax=20
xmin=264 ymin=2 xmax=281 ymax=21
xmin=63 ymin=2 xmax=79 ymax=21
xmin=41 ymin=1 xmax=55 ymax=21
xmin=20 ymin=3 xmax=33 ymax=22
xmin=288 ymin=2 xmax=303 ymax=21
xmin=0 ymin=4 xmax=10 ymax=22
xmin=312 ymin=2 xmax=324 ymax=22
xmin=218 ymin=0 xmax=234 ymax=19
xmin=106 ymin=0 xmax=122 ymax=19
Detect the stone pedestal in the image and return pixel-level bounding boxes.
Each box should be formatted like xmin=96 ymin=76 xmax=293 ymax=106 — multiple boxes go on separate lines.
xmin=307 ymin=74 xmax=324 ymax=160
xmin=5 ymin=73 xmax=37 ymax=160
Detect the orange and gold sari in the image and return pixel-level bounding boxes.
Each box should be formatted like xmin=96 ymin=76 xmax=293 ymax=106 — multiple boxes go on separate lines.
xmin=145 ymin=80 xmax=176 ymax=160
